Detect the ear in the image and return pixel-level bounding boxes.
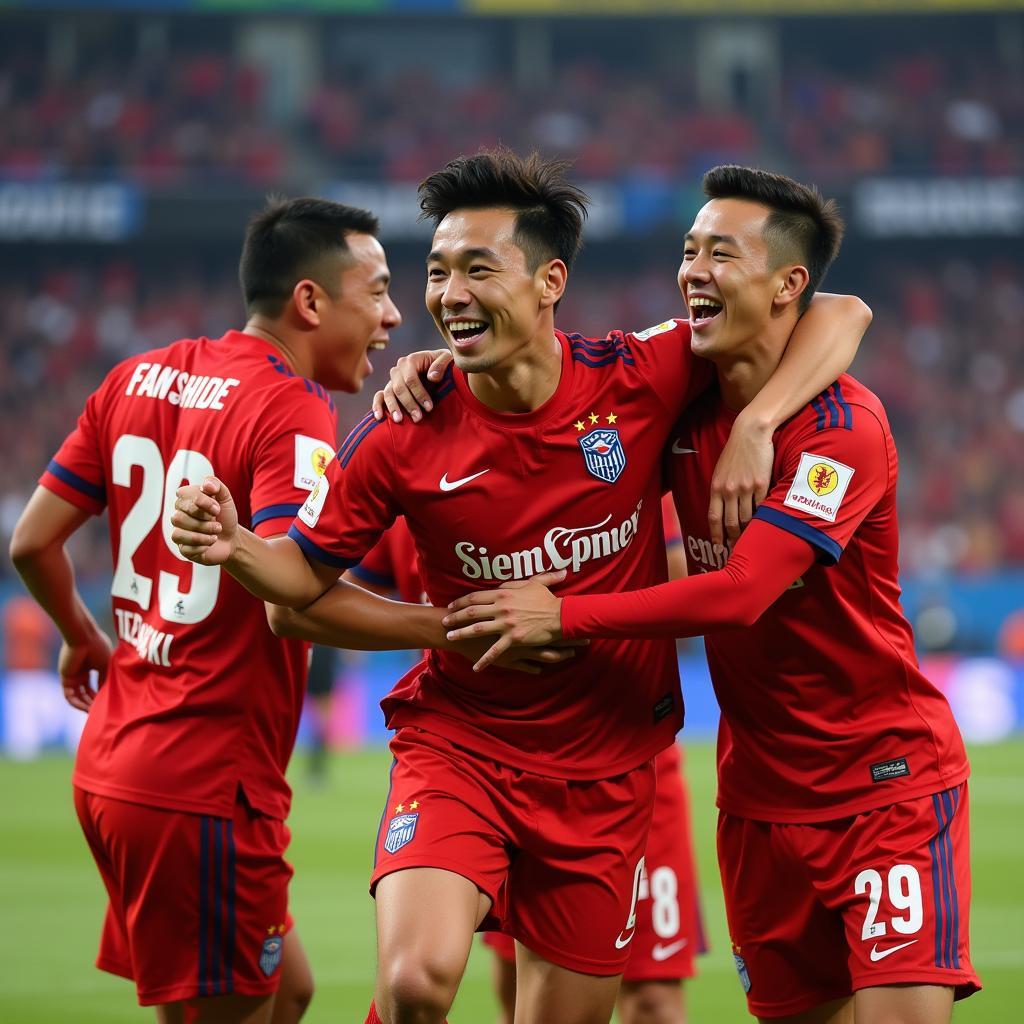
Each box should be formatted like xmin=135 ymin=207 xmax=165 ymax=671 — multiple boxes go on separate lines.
xmin=291 ymin=280 xmax=321 ymax=328
xmin=537 ymin=259 xmax=568 ymax=311
xmin=773 ymin=265 xmax=809 ymax=313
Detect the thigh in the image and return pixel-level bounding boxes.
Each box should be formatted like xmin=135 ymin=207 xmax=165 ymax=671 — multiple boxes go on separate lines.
xmin=625 ymin=750 xmax=703 ymax=984
xmin=514 ymin=943 xmax=621 ymax=1024
xmin=74 ymin=789 xmax=293 ymax=1006
xmin=717 ymin=812 xmax=853 ymax=1019
xmin=800 ymin=785 xmax=980 ymax=1001
xmin=369 ymin=730 xmax=510 ymax=907
xmin=509 ymin=759 xmax=657 ymax=977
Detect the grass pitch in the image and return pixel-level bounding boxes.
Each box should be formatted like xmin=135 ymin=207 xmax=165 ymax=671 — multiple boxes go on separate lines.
xmin=1 ymin=740 xmax=1021 ymax=1022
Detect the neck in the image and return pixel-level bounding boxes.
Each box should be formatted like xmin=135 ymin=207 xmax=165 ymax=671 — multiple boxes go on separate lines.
xmin=713 ymin=315 xmax=795 ymax=410
xmin=243 ymin=317 xmax=311 ymax=378
xmin=467 ymin=331 xmax=563 ymax=413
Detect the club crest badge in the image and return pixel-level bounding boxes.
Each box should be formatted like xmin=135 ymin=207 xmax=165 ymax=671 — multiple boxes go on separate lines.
xmin=579 ymin=429 xmax=626 ymax=484
xmin=259 ymin=935 xmax=283 ymax=977
xmin=384 ymin=812 xmax=419 ymax=854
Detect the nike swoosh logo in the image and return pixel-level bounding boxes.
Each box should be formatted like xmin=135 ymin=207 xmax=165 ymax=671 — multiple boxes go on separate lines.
xmin=671 ymin=441 xmax=698 ymax=454
xmin=870 ymin=939 xmax=918 ymax=962
xmin=439 ymin=469 xmax=490 ymax=492
xmin=651 ymin=938 xmax=689 ymax=961
xmin=614 ymin=930 xmax=635 ymax=950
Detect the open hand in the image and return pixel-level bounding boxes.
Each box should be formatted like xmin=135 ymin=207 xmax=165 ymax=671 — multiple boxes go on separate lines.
xmin=59 ymin=630 xmax=113 ymax=711
xmin=371 ymin=349 xmax=453 ymax=423
xmin=708 ymin=413 xmax=774 ymax=547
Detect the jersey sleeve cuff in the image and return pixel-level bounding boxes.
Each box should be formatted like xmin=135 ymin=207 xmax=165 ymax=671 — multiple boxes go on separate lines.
xmin=40 ymin=460 xmax=105 ymax=515
xmin=286 ymin=524 xmax=360 ymax=571
xmin=754 ymin=506 xmax=842 ymax=566
xmin=348 ymin=564 xmax=396 ymax=589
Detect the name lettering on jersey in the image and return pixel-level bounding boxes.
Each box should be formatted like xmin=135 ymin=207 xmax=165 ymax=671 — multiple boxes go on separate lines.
xmin=114 ymin=609 xmax=174 ymax=667
xmin=124 ymin=362 xmax=241 ymax=411
xmin=294 ymin=434 xmax=334 ymax=491
xmin=783 ymin=452 xmax=855 ymax=523
xmin=456 ymin=500 xmax=643 ymax=582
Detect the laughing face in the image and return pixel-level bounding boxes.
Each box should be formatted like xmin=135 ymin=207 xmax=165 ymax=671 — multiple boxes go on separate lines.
xmin=679 ymin=197 xmax=802 ymax=360
xmin=425 ymin=207 xmax=561 ymax=374
xmin=312 ymin=232 xmax=401 ymax=393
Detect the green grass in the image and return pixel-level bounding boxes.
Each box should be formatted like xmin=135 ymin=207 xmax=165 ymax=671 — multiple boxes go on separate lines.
xmin=1 ymin=741 xmax=1021 ymax=1021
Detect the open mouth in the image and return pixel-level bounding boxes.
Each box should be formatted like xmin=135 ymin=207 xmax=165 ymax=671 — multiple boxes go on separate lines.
xmin=689 ymin=296 xmax=723 ymax=325
xmin=446 ymin=319 xmax=489 ymax=347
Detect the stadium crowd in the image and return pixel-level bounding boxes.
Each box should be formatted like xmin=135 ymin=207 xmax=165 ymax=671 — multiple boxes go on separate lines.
xmin=1 ymin=41 xmax=1018 ymax=185
xmin=1 ymin=253 xmax=1021 ymax=578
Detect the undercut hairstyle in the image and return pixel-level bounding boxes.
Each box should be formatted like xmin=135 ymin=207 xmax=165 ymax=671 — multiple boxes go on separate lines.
xmin=418 ymin=146 xmax=589 ymax=272
xmin=702 ymin=165 xmax=845 ymax=312
xmin=239 ymin=197 xmax=379 ymax=317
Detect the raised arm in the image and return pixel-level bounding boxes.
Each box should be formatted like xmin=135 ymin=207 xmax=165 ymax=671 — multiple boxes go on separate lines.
xmin=9 ymin=486 xmax=113 ymax=710
xmin=708 ymin=293 xmax=871 ymax=545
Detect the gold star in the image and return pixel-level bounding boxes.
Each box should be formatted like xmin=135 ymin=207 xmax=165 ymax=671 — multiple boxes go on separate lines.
xmin=268 ymin=926 xmax=277 ymax=935
xmin=395 ymin=803 xmax=404 ymax=813
xmin=606 ymin=412 xmax=618 ymax=424
xmin=588 ymin=412 xmax=599 ymax=424
xmin=280 ymin=923 xmax=287 ymax=933
xmin=574 ymin=420 xmax=585 ymax=432
xmin=410 ymin=800 xmax=420 ymax=810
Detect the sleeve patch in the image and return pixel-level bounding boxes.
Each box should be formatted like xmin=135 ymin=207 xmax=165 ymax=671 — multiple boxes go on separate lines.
xmin=783 ymin=452 xmax=855 ymax=523
xmin=631 ymin=320 xmax=677 ymax=341
xmin=294 ymin=434 xmax=335 ymax=491
xmin=298 ymin=475 xmax=329 ymax=528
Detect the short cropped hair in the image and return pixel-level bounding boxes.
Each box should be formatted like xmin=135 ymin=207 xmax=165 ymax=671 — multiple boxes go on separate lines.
xmin=702 ymin=165 xmax=844 ymax=312
xmin=418 ymin=146 xmax=589 ymax=272
xmin=239 ymin=197 xmax=379 ymax=317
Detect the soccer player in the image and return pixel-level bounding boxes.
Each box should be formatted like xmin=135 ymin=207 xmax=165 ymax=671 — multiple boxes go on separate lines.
xmin=9 ymin=197 xmax=402 ymax=1024
xmin=442 ymin=166 xmax=981 ymax=1023
xmin=170 ymin=149 xmax=867 ymax=1024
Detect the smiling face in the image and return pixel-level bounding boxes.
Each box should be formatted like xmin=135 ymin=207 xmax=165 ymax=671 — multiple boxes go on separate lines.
xmin=679 ymin=197 xmax=804 ymax=361
xmin=311 ymin=232 xmax=401 ymax=392
xmin=425 ymin=207 xmax=563 ymax=374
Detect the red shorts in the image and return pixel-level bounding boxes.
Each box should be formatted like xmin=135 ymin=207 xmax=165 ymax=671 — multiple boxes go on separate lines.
xmin=483 ymin=745 xmax=706 ymax=982
xmin=74 ymin=787 xmax=293 ymax=1005
xmin=370 ymin=728 xmax=656 ymax=976
xmin=718 ymin=784 xmax=981 ymax=1018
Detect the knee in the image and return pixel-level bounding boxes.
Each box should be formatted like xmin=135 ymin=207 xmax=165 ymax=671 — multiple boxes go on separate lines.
xmin=380 ymin=954 xmax=459 ymax=1023
xmin=282 ymin=977 xmax=314 ymax=1019
xmin=618 ymin=981 xmax=685 ymax=1024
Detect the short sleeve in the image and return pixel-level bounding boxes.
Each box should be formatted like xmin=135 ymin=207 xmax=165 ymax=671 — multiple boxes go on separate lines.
xmin=348 ymin=530 xmax=397 ymax=590
xmin=287 ymin=412 xmax=399 ymax=570
xmin=248 ymin=380 xmax=338 ymax=538
xmin=40 ymin=385 xmax=108 ymax=516
xmin=623 ymin=319 xmax=713 ymax=419
xmin=753 ymin=408 xmax=890 ymax=565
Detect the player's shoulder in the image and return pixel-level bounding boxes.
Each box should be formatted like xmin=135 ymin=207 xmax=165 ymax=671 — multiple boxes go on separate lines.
xmin=559 ymin=318 xmax=689 ymax=371
xmin=782 ymin=374 xmax=889 ymax=441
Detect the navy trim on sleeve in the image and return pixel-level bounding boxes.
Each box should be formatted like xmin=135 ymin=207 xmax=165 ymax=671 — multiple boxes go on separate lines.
xmin=46 ymin=459 xmax=105 ymax=503
xmin=251 ymin=503 xmax=303 ymax=528
xmin=286 ymin=525 xmax=360 ymax=570
xmin=348 ymin=564 xmax=396 ymax=588
xmin=754 ymin=506 xmax=842 ymax=566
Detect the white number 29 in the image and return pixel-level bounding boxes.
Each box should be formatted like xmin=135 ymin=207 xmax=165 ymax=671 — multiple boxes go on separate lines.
xmin=854 ymin=864 xmax=923 ymax=940
xmin=110 ymin=435 xmax=220 ymax=625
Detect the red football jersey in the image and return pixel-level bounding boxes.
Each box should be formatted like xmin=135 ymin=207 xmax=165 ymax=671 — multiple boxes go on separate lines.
xmin=668 ymin=376 xmax=968 ymax=821
xmin=350 ymin=517 xmax=424 ymax=604
xmin=290 ymin=322 xmax=711 ymax=780
xmin=42 ymin=331 xmax=337 ymax=819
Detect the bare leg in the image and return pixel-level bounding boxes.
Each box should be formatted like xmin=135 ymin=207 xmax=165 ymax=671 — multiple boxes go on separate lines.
xmin=854 ymin=984 xmax=954 ymax=1024
xmin=618 ymin=979 xmax=686 ymax=1024
xmin=490 ymin=950 xmax=517 ymax=1024
xmin=513 ymin=942 xmax=621 ymax=1024
xmin=161 ymin=994 xmax=276 ymax=1024
xmin=271 ymin=929 xmax=314 ymax=1024
xmin=374 ymin=867 xmax=491 ymax=1024
xmin=758 ymin=997 xmax=853 ymax=1024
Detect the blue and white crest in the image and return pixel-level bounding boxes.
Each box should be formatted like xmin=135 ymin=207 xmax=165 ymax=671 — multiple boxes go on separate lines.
xmin=384 ymin=812 xmax=419 ymax=854
xmin=732 ymin=952 xmax=751 ymax=994
xmin=259 ymin=935 xmax=283 ymax=977
xmin=579 ymin=429 xmax=626 ymax=484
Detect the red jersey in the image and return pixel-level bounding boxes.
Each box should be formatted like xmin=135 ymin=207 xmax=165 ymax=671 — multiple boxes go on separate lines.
xmin=290 ymin=322 xmax=711 ymax=780
xmin=350 ymin=517 xmax=424 ymax=604
xmin=671 ymin=377 xmax=968 ymax=821
xmin=42 ymin=331 xmax=337 ymax=819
